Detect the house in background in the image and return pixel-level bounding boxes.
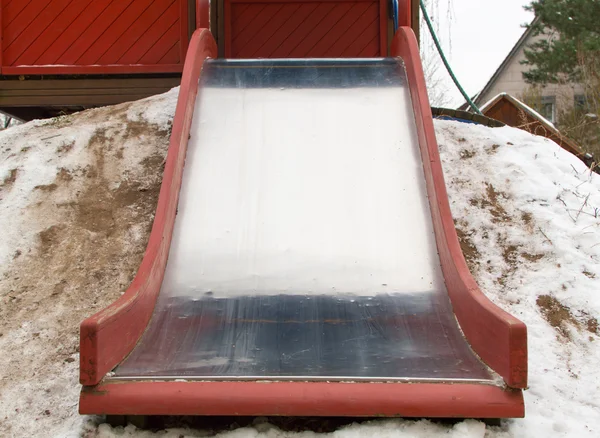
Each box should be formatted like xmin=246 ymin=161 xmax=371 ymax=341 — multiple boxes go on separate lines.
xmin=481 ymin=93 xmax=585 ymax=158
xmin=473 ymin=17 xmax=586 ymax=125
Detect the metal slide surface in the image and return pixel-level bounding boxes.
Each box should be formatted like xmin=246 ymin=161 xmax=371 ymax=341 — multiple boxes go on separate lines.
xmin=114 ymin=59 xmax=493 ymax=383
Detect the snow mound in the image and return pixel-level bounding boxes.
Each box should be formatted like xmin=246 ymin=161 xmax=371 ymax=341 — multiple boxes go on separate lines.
xmin=437 ymin=120 xmax=600 ymax=437
xmin=0 ymin=90 xmax=598 ymax=437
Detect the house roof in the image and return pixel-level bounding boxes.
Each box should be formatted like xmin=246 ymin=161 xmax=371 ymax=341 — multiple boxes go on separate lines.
xmin=471 ymin=17 xmax=541 ymax=107
xmin=480 ymin=92 xmax=585 ymax=156
xmin=481 ymin=92 xmax=557 ymax=130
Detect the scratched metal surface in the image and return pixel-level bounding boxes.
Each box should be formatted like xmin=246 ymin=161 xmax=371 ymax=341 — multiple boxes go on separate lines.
xmin=115 ymin=59 xmax=493 ymax=382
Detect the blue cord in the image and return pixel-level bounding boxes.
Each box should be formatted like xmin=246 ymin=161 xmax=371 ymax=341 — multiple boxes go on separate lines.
xmin=392 ymin=0 xmax=399 ymax=32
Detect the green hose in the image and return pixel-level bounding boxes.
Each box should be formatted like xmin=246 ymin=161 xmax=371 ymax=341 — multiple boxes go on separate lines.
xmin=419 ymin=0 xmax=482 ymax=115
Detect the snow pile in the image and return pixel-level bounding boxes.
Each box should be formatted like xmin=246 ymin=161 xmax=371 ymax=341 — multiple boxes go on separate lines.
xmin=0 ymin=89 xmax=599 ymax=437
xmin=0 ymin=90 xmax=177 ymax=437
xmin=436 ymin=120 xmax=600 ymax=436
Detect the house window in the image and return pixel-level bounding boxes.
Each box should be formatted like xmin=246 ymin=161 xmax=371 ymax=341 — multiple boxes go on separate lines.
xmin=540 ymin=96 xmax=556 ymax=123
xmin=575 ymin=95 xmax=588 ymax=111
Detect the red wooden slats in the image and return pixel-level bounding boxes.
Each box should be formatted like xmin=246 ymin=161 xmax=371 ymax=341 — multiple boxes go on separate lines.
xmin=34 ymin=0 xmax=109 ymax=65
xmin=231 ymin=5 xmax=268 ymax=45
xmin=309 ymin=2 xmax=373 ymax=57
xmin=3 ymin=0 xmax=53 ymax=49
xmin=358 ymin=32 xmax=381 ymax=58
xmin=286 ymin=5 xmax=349 ymax=57
xmin=2 ymin=0 xmax=33 ymax=29
xmin=118 ymin=3 xmax=179 ymax=64
xmin=97 ymin=0 xmax=174 ymax=65
xmin=239 ymin=4 xmax=301 ymax=57
xmin=158 ymin=42 xmax=180 ymax=64
xmin=2 ymin=0 xmax=186 ymax=72
xmin=232 ymin=5 xmax=285 ymax=56
xmin=14 ymin=0 xmax=91 ymax=65
xmin=266 ymin=3 xmax=330 ymax=58
xmin=76 ymin=0 xmax=156 ymax=65
xmin=59 ymin=0 xmax=137 ymax=64
xmin=339 ymin=10 xmax=379 ymax=56
xmin=226 ymin=0 xmax=386 ymax=59
xmin=138 ymin=21 xmax=179 ymax=64
xmin=6 ymin=0 xmax=74 ymax=63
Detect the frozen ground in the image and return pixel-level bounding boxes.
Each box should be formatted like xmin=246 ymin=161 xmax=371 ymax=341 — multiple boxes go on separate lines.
xmin=0 ymin=89 xmax=598 ymax=437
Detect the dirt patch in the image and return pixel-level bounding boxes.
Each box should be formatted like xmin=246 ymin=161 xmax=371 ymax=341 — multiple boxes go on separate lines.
xmin=57 ymin=168 xmax=73 ymax=182
xmin=486 ymin=144 xmax=500 ymax=154
xmin=582 ymin=269 xmax=596 ymax=279
xmin=455 ymin=225 xmax=480 ymax=272
xmin=469 ymin=183 xmax=510 ymax=223
xmin=586 ymin=317 xmax=599 ymax=335
xmin=0 ymin=102 xmax=171 ymax=436
xmin=38 ymin=225 xmax=66 ymax=255
xmin=521 ymin=252 xmax=545 ymax=262
xmin=460 ymin=149 xmax=476 ymax=159
xmin=56 ymin=141 xmax=75 ymax=154
xmin=537 ymin=295 xmax=578 ymax=338
xmin=1 ymin=168 xmax=18 ymax=189
xmin=34 ymin=183 xmax=58 ymax=192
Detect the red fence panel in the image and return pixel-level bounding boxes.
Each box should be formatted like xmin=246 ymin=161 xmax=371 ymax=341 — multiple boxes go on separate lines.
xmin=224 ymin=0 xmax=387 ymax=58
xmin=0 ymin=0 xmax=189 ymax=74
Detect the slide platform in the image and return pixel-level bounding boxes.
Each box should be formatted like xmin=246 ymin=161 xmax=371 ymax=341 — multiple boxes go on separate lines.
xmin=79 ymin=28 xmax=527 ymax=418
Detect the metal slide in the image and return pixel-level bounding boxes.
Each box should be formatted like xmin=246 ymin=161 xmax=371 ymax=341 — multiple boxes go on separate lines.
xmin=114 ymin=58 xmax=491 ymax=383
xmin=79 ymin=29 xmax=527 ymax=418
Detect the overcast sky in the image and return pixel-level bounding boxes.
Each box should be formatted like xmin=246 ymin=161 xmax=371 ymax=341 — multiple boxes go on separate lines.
xmin=422 ymin=0 xmax=535 ymax=107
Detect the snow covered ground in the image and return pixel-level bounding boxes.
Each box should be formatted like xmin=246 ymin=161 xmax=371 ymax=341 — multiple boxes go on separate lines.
xmin=0 ymin=89 xmax=599 ymax=437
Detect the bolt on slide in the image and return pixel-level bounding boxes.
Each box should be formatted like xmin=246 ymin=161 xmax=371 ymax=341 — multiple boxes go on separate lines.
xmin=79 ymin=0 xmax=527 ymax=418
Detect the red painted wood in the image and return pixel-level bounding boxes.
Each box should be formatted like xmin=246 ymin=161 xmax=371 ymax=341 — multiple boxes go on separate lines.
xmin=235 ymin=4 xmax=300 ymax=57
xmin=267 ymin=4 xmax=330 ymax=58
xmin=60 ymin=0 xmax=138 ymax=64
xmin=4 ymin=0 xmax=71 ymax=63
xmin=118 ymin=2 xmax=180 ymax=65
xmin=225 ymin=0 xmax=387 ymax=58
xmin=139 ymin=21 xmax=180 ymax=64
xmin=80 ymin=381 xmax=525 ymax=418
xmin=96 ymin=0 xmax=174 ymax=65
xmin=1 ymin=64 xmax=183 ymax=74
xmin=13 ymin=1 xmax=92 ymax=66
xmin=358 ymin=35 xmax=380 ymax=57
xmin=196 ymin=0 xmax=210 ymax=29
xmin=314 ymin=4 xmax=378 ymax=57
xmin=391 ymin=28 xmax=528 ymax=388
xmin=76 ymin=0 xmax=156 ymax=65
xmin=1 ymin=0 xmax=189 ymax=74
xmin=399 ymin=0 xmax=411 ymax=28
xmin=2 ymin=0 xmax=31 ymax=29
xmin=0 ymin=1 xmax=3 ymax=73
xmin=341 ymin=15 xmax=379 ymax=57
xmin=34 ymin=0 xmax=109 ymax=65
xmin=309 ymin=3 xmax=372 ymax=57
xmin=179 ymin=0 xmax=189 ymax=62
xmin=79 ymin=28 xmax=217 ymax=386
xmin=159 ymin=42 xmax=181 ymax=65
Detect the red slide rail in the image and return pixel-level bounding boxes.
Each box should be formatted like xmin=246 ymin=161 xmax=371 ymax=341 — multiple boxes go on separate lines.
xmin=79 ymin=28 xmax=217 ymax=386
xmin=391 ymin=27 xmax=528 ymax=389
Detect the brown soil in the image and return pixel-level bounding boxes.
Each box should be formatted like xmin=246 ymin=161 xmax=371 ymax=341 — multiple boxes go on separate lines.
xmin=469 ymin=183 xmax=510 ymax=223
xmin=0 ymin=99 xmax=172 ymax=436
xmin=455 ymin=224 xmax=480 ymax=272
xmin=1 ymin=168 xmax=18 ymax=189
xmin=460 ymin=149 xmax=476 ymax=159
xmin=582 ymin=269 xmax=596 ymax=279
xmin=587 ymin=317 xmax=599 ymax=335
xmin=537 ymin=295 xmax=578 ymax=339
